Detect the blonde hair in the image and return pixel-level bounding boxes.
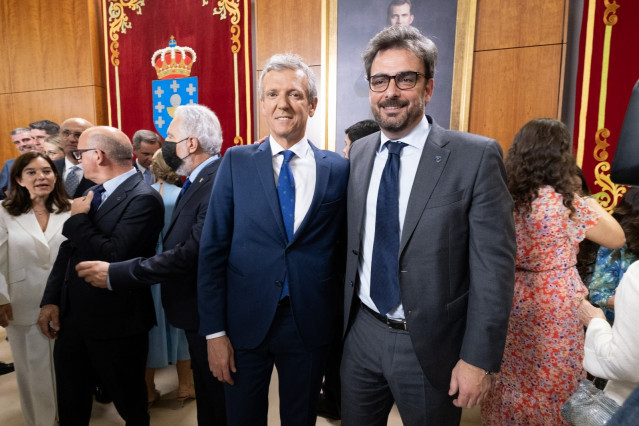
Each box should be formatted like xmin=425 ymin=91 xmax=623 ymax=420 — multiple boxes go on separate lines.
xmin=151 ymin=150 xmax=180 ymax=184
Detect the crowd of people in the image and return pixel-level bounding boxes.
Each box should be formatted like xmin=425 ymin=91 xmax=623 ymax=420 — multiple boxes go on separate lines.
xmin=0 ymin=19 xmax=638 ymax=426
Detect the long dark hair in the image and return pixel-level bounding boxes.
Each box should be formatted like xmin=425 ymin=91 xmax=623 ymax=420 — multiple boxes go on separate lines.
xmin=2 ymin=152 xmax=71 ymax=216
xmin=613 ymin=187 xmax=639 ymax=258
xmin=506 ymin=118 xmax=577 ymax=217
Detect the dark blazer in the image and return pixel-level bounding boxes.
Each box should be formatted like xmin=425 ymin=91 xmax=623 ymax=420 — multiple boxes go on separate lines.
xmin=0 ymin=159 xmax=14 ymax=199
xmin=108 ymin=158 xmax=221 ymax=330
xmin=198 ymin=139 xmax=349 ymax=350
xmin=41 ymin=172 xmax=164 ymax=339
xmin=343 ymin=118 xmax=516 ymax=390
xmin=54 ymin=158 xmax=96 ymax=198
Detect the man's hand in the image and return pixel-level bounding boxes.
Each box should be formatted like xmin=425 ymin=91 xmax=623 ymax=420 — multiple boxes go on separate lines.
xmin=76 ymin=261 xmax=110 ymax=288
xmin=71 ymin=191 xmax=94 ymax=216
xmin=449 ymin=359 xmax=492 ymax=408
xmin=38 ymin=304 xmax=61 ymax=339
xmin=0 ymin=303 xmax=13 ymax=327
xmin=207 ymin=335 xmax=236 ymax=385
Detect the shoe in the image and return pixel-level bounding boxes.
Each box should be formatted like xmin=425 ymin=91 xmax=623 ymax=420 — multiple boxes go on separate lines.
xmin=148 ymin=389 xmax=161 ymax=408
xmin=317 ymin=392 xmax=341 ymax=420
xmin=0 ymin=362 xmax=14 ymax=375
xmin=94 ymin=385 xmax=112 ymax=404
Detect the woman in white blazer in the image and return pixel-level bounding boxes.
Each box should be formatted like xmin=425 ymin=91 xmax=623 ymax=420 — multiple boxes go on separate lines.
xmin=0 ymin=152 xmax=71 ymax=426
xmin=579 ymin=260 xmax=639 ymax=406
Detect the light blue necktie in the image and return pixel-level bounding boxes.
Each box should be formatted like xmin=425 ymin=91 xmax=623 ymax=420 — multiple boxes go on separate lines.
xmin=278 ymin=150 xmax=296 ymax=299
xmin=144 ymin=168 xmax=152 ymax=184
xmin=370 ymin=141 xmax=407 ymax=315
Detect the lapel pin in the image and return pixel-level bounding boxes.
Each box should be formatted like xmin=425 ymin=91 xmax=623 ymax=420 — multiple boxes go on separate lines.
xmin=199 ymin=177 xmax=204 ymax=183
xmin=434 ymin=156 xmax=442 ymax=163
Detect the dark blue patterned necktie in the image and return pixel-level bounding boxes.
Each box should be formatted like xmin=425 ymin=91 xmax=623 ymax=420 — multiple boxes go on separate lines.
xmin=89 ymin=185 xmax=106 ymax=217
xmin=176 ymin=177 xmax=192 ymax=205
xmin=370 ymin=141 xmax=407 ymax=315
xmin=278 ymin=150 xmax=296 ymax=299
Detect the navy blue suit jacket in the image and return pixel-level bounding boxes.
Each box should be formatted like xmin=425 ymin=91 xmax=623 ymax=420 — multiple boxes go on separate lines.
xmin=41 ymin=172 xmax=164 ymax=339
xmin=108 ymin=158 xmax=221 ymax=331
xmin=197 ymin=140 xmax=348 ymax=350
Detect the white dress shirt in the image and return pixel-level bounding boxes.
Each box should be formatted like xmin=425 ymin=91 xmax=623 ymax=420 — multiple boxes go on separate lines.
xmin=358 ymin=115 xmax=431 ymax=320
xmin=63 ymin=157 xmax=85 ymax=181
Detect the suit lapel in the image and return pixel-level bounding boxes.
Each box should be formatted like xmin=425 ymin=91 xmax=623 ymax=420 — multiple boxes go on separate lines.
xmin=94 ymin=173 xmax=140 ymax=220
xmin=15 ymin=213 xmax=48 ymax=249
xmin=44 ymin=210 xmax=68 ymax=243
xmin=399 ymin=122 xmax=450 ymax=253
xmin=292 ymin=142 xmax=329 ymax=242
xmin=254 ymin=138 xmax=288 ymax=243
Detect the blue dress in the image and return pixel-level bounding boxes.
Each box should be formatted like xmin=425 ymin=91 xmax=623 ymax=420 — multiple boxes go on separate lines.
xmin=147 ymin=182 xmax=190 ymax=367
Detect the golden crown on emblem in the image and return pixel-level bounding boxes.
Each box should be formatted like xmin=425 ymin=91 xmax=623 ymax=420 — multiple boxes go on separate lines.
xmin=151 ymin=36 xmax=197 ymax=80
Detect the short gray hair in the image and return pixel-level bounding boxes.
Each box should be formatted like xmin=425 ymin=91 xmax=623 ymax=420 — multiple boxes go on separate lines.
xmin=11 ymin=127 xmax=31 ymax=136
xmin=173 ymin=104 xmax=222 ymax=155
xmin=362 ymin=25 xmax=437 ymax=80
xmin=259 ymin=53 xmax=317 ymax=101
xmin=132 ymin=130 xmax=162 ymax=150
xmin=88 ymin=131 xmax=133 ymax=166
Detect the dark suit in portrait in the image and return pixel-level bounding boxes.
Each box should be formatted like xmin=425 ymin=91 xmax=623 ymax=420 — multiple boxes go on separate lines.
xmin=41 ymin=162 xmax=163 ymax=424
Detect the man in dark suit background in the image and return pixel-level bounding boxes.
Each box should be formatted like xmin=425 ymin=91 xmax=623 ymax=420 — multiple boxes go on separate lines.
xmin=131 ymin=129 xmax=162 ymax=184
xmin=198 ymin=53 xmax=349 ymax=425
xmin=341 ymin=25 xmax=516 ymax=425
xmin=75 ymin=104 xmax=226 ymax=425
xmin=38 ymin=126 xmax=164 ymax=425
xmin=54 ymin=117 xmax=96 ymax=198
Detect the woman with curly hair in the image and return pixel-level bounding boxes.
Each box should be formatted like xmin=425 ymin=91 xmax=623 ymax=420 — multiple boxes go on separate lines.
xmin=481 ymin=118 xmax=625 ymax=425
xmin=589 ymin=187 xmax=639 ymax=323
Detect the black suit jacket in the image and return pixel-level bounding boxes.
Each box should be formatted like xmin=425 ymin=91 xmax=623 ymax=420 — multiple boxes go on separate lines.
xmin=109 ymin=158 xmax=221 ymax=331
xmin=54 ymin=158 xmax=96 ymax=198
xmin=41 ymin=172 xmax=164 ymax=339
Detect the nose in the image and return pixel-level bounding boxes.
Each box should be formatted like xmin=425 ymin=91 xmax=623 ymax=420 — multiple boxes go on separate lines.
xmin=276 ymin=94 xmax=290 ymax=110
xmin=384 ymin=78 xmax=401 ymax=98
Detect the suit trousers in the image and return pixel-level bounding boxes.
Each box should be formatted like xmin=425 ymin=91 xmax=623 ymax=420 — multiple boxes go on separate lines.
xmin=54 ymin=328 xmax=149 ymax=426
xmin=341 ymin=305 xmax=461 ymax=426
xmin=184 ymin=330 xmax=227 ymax=425
xmin=6 ymin=324 xmax=57 ymax=426
xmin=224 ymin=302 xmax=327 ymax=426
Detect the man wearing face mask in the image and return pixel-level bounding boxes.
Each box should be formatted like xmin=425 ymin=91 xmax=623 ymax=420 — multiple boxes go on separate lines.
xmin=74 ymin=104 xmax=226 ymax=425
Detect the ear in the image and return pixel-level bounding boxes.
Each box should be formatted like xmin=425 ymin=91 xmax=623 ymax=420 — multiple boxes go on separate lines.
xmin=188 ymin=137 xmax=200 ymax=153
xmin=95 ymin=148 xmax=106 ymax=165
xmin=308 ymin=97 xmax=319 ymax=118
xmin=423 ymin=78 xmax=434 ymax=105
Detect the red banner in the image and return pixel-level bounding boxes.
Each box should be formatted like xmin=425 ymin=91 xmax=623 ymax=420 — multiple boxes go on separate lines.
xmin=574 ymin=0 xmax=639 ymax=210
xmin=103 ymin=0 xmax=253 ymax=153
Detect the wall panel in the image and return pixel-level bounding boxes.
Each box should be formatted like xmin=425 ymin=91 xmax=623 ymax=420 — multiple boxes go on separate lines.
xmin=469 ymin=45 xmax=563 ymax=152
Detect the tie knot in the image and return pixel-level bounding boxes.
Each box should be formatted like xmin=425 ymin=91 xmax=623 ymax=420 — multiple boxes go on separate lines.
xmin=281 ymin=150 xmax=295 ymax=163
xmin=183 ymin=177 xmax=192 ymax=190
xmin=385 ymin=141 xmax=407 ymax=156
xmin=94 ymin=184 xmax=105 ymax=196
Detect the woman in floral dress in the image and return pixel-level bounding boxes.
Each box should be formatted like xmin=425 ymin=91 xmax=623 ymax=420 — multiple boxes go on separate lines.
xmin=481 ymin=118 xmax=625 ymax=425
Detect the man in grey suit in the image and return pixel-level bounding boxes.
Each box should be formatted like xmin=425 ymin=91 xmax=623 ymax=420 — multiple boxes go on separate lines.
xmin=341 ymin=25 xmax=516 ymax=425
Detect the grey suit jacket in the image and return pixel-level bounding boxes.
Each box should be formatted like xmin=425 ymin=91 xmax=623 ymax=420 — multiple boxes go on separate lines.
xmin=344 ymin=117 xmax=516 ymax=390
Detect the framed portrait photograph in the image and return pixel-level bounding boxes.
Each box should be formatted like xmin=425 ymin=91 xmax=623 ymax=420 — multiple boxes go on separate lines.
xmin=331 ymin=0 xmax=472 ymax=152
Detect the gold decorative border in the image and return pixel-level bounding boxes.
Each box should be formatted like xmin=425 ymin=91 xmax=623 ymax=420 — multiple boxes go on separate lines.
xmin=205 ymin=0 xmax=247 ymax=145
xmin=103 ymin=0 xmax=252 ymax=145
xmin=590 ymin=0 xmax=623 ymax=211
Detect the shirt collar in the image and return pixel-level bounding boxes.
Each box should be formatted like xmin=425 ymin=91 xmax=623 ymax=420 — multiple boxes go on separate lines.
xmin=269 ymin=136 xmax=311 ymax=160
xmin=102 ymin=168 xmax=137 ymax=196
xmin=378 ymin=115 xmax=431 ymax=152
xmin=64 ymin=157 xmax=83 ymax=170
xmin=135 ymin=159 xmax=149 ymax=173
xmin=188 ymin=154 xmax=220 ymax=183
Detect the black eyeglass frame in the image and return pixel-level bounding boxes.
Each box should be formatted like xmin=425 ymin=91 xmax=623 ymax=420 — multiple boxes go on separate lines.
xmin=70 ymin=148 xmax=98 ymax=161
xmin=367 ymin=71 xmax=427 ymax=92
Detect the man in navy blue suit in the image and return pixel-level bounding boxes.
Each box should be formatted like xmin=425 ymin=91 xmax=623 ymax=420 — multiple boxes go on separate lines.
xmin=198 ymin=53 xmax=349 ymax=425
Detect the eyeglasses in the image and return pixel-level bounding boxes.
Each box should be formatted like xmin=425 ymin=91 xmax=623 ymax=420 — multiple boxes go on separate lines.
xmin=45 ymin=150 xmax=62 ymax=157
xmin=367 ymin=71 xmax=426 ymax=92
xmin=164 ymin=137 xmax=190 ymax=145
xmin=70 ymin=148 xmax=97 ymax=161
xmin=61 ymin=130 xmax=84 ymax=139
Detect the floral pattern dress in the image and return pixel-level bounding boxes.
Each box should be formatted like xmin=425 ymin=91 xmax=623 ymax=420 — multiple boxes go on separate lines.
xmin=482 ymin=186 xmax=599 ymax=425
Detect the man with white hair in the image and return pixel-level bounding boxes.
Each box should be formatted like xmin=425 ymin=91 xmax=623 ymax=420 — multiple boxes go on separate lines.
xmin=75 ymin=104 xmax=226 ymax=425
